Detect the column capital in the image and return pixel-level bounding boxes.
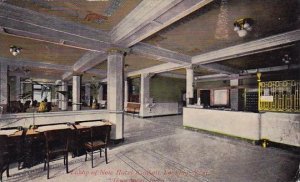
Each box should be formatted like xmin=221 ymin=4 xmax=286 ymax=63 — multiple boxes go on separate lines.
xmin=229 ymin=74 xmax=239 ymax=79
xmin=185 ymin=64 xmax=193 ymax=70
xmin=141 ymin=73 xmax=155 ymax=78
xmin=107 ymin=48 xmax=128 ymax=55
xmin=73 ymin=72 xmax=83 ymax=77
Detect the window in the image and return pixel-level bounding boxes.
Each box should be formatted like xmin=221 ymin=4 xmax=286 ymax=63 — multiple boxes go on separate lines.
xmin=211 ymin=89 xmax=229 ymax=106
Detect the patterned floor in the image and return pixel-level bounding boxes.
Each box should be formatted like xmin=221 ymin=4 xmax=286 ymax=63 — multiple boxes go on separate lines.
xmin=3 ymin=115 xmax=300 ymax=182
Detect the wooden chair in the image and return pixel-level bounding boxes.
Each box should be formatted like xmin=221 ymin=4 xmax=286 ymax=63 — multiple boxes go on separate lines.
xmin=43 ymin=129 xmax=71 ymax=179
xmin=83 ymin=125 xmax=110 ymax=168
xmin=0 ymin=126 xmax=26 ymax=175
xmin=0 ymin=135 xmax=9 ymax=182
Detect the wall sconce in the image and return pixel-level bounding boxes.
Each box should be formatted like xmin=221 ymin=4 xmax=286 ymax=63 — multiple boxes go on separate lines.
xmin=233 ymin=18 xmax=253 ymax=37
xmin=9 ymin=45 xmax=22 ymax=56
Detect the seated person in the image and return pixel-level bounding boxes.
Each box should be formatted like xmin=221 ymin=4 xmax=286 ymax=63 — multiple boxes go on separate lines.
xmin=32 ymin=100 xmax=38 ymax=107
xmin=37 ymin=99 xmax=47 ymax=112
xmin=46 ymin=102 xmax=52 ymax=112
xmin=23 ymin=100 xmax=31 ymax=112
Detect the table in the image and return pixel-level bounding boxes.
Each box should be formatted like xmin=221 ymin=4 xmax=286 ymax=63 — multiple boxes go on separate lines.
xmin=1 ymin=121 xmax=112 ymax=168
xmin=0 ymin=129 xmax=18 ymax=136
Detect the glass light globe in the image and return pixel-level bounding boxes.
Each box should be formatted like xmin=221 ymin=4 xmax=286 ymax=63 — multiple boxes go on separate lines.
xmin=233 ymin=25 xmax=240 ymax=32
xmin=245 ymin=26 xmax=252 ymax=31
xmin=12 ymin=51 xmax=18 ymax=56
xmin=237 ymin=29 xmax=247 ymax=37
xmin=243 ymin=22 xmax=250 ymax=29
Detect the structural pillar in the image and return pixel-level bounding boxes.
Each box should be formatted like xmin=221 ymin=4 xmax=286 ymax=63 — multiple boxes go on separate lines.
xmin=230 ymin=77 xmax=239 ymax=111
xmin=0 ymin=63 xmax=8 ymax=113
xmin=15 ymin=76 xmax=21 ymax=101
xmin=97 ymin=84 xmax=104 ymax=102
xmin=72 ymin=75 xmax=81 ymax=111
xmin=61 ymin=81 xmax=68 ymax=111
xmin=58 ymin=85 xmax=62 ymax=109
xmin=85 ymin=83 xmax=91 ymax=106
xmin=107 ymin=49 xmax=125 ymax=140
xmin=140 ymin=73 xmax=150 ymax=117
xmin=186 ymin=67 xmax=194 ymax=105
xmin=124 ymin=79 xmax=128 ymax=109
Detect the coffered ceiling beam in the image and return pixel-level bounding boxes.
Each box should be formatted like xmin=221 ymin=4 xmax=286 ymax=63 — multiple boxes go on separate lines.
xmin=192 ymin=29 xmax=300 ymax=65
xmin=128 ymin=30 xmax=300 ymax=77
xmin=73 ymin=52 xmax=107 ymax=73
xmin=131 ymin=42 xmax=191 ymax=65
xmin=0 ymin=3 xmax=113 ymax=53
xmin=240 ymin=64 xmax=300 ymax=75
xmin=62 ymin=52 xmax=107 ymax=81
xmin=127 ymin=62 xmax=183 ymax=77
xmin=0 ymin=3 xmax=110 ymax=42
xmin=157 ymin=72 xmax=186 ymax=79
xmin=111 ymin=0 xmax=213 ymax=47
xmin=131 ymin=42 xmax=238 ymax=74
xmin=0 ymin=57 xmax=105 ymax=78
xmin=0 ymin=57 xmax=71 ymax=72
xmin=195 ymin=64 xmax=300 ymax=82
xmin=9 ymin=71 xmax=62 ymax=81
xmin=200 ymin=63 xmax=240 ymax=74
xmin=1 ymin=27 xmax=106 ymax=53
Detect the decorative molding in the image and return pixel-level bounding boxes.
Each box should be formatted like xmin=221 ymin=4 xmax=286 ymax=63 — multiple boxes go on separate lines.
xmin=107 ymin=47 xmax=129 ymax=55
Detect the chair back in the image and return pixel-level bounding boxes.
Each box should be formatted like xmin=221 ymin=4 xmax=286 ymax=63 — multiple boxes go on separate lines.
xmin=44 ymin=129 xmax=71 ymax=153
xmin=90 ymin=125 xmax=110 ymax=144
xmin=0 ymin=135 xmax=9 ymax=169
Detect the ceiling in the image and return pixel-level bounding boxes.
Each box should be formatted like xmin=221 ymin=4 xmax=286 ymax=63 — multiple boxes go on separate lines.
xmin=0 ymin=33 xmax=86 ymax=65
xmin=0 ymin=0 xmax=299 ymax=84
xmin=216 ymin=43 xmax=300 ymax=70
xmin=143 ymin=0 xmax=299 ymax=56
xmin=5 ymin=0 xmax=142 ymax=31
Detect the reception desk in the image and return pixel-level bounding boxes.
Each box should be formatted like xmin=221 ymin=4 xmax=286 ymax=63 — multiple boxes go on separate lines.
xmin=183 ymin=106 xmax=300 ymax=147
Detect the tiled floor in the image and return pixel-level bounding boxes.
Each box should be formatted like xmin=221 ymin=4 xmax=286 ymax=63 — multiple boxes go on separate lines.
xmin=3 ymin=115 xmax=300 ymax=182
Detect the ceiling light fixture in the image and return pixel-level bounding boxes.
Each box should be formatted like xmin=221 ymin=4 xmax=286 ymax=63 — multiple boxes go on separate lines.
xmin=233 ymin=18 xmax=253 ymax=37
xmin=9 ymin=45 xmax=22 ymax=56
xmin=282 ymin=54 xmax=291 ymax=64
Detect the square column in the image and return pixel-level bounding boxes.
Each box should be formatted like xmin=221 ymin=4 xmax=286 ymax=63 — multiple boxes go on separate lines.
xmin=58 ymin=85 xmax=62 ymax=109
xmin=140 ymin=73 xmax=150 ymax=117
xmin=61 ymin=81 xmax=68 ymax=111
xmin=85 ymin=83 xmax=91 ymax=106
xmin=15 ymin=76 xmax=21 ymax=101
xmin=72 ymin=75 xmax=81 ymax=111
xmin=97 ymin=84 xmax=104 ymax=102
xmin=230 ymin=77 xmax=239 ymax=111
xmin=107 ymin=49 xmax=125 ymax=140
xmin=0 ymin=63 xmax=8 ymax=113
xmin=186 ymin=67 xmax=194 ymax=105
xmin=124 ymin=79 xmax=128 ymax=108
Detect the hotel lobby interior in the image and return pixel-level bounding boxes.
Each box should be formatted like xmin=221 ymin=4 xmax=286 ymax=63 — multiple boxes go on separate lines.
xmin=0 ymin=0 xmax=299 ymax=181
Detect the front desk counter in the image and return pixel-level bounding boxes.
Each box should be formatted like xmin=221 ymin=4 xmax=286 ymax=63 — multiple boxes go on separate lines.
xmin=183 ymin=106 xmax=300 ymax=147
